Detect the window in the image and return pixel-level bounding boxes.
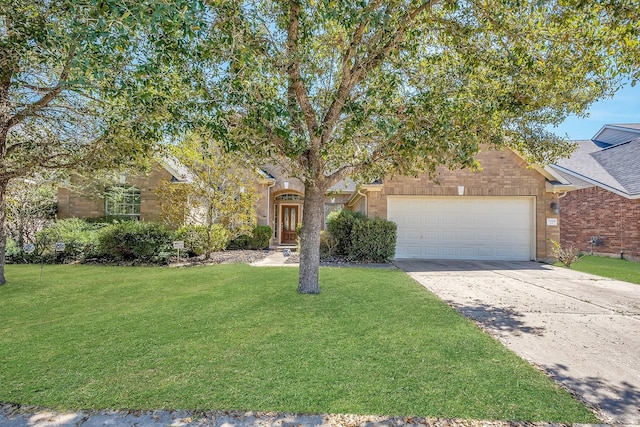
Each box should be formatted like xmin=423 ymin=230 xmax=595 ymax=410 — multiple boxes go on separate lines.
xmin=105 ymin=186 xmax=141 ymax=219
xmin=275 ymin=194 xmax=303 ymax=201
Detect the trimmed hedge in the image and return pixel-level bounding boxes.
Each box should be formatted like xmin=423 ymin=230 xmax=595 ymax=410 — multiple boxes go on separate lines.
xmin=326 ymin=210 xmax=366 ymax=256
xmin=36 ymin=218 xmax=104 ymax=263
xmin=348 ymin=218 xmax=397 ymax=262
xmin=250 ymin=225 xmax=272 ymax=250
xmin=7 ymin=219 xmax=271 ymax=265
xmin=5 ymin=238 xmax=26 ymax=264
xmin=326 ymin=210 xmax=396 ymax=262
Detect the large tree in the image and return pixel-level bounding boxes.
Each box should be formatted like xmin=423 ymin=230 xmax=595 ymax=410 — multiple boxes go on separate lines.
xmin=0 ymin=0 xmax=206 ymax=284
xmin=195 ymin=0 xmax=639 ymax=293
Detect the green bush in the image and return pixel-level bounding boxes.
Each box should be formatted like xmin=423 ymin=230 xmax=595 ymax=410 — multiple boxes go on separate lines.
xmin=5 ymin=237 xmax=27 ymax=263
xmin=98 ymin=221 xmax=174 ymax=264
xmin=250 ymin=225 xmax=272 ymax=250
xmin=326 ymin=210 xmax=366 ymax=256
xmin=176 ymin=224 xmax=230 ymax=256
xmin=227 ymin=234 xmax=251 ymax=250
xmin=228 ymin=225 xmax=272 ymax=250
xmin=36 ymin=218 xmax=104 ymax=262
xmin=348 ymin=218 xmax=397 ymax=262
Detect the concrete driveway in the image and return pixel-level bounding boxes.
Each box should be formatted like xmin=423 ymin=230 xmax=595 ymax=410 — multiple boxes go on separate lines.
xmin=395 ymin=260 xmax=640 ymax=425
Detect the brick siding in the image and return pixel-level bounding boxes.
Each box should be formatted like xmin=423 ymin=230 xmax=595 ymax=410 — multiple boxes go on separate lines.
xmin=560 ymin=186 xmax=640 ymax=260
xmin=57 ymin=166 xmax=174 ymax=223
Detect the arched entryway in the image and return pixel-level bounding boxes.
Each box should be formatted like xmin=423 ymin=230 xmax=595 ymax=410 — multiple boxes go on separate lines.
xmin=273 ymin=193 xmax=303 ymax=245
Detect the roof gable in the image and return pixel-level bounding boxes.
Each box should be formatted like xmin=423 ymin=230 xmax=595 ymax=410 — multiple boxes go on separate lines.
xmin=592 ymin=124 xmax=640 ymax=146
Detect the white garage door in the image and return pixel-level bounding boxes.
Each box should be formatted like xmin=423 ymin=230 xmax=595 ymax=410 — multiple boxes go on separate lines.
xmin=388 ymin=196 xmax=534 ymax=260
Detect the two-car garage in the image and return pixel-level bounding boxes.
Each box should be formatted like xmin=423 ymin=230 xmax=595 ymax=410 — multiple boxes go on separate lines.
xmin=387 ymin=196 xmax=535 ymax=261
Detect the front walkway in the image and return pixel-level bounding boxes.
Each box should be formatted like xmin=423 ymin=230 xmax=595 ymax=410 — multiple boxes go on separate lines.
xmin=250 ymin=250 xmax=299 ymax=266
xmin=395 ymin=260 xmax=640 ymax=424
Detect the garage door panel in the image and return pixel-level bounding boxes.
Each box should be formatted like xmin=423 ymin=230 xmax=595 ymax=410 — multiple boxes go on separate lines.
xmin=389 ymin=196 xmax=533 ymax=261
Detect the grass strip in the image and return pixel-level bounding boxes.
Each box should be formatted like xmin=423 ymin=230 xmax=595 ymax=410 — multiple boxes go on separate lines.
xmin=560 ymin=255 xmax=640 ymax=285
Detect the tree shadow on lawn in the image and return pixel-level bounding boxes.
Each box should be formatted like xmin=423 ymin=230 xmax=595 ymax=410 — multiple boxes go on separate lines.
xmin=450 ymin=301 xmax=546 ymax=337
xmin=545 ymin=363 xmax=640 ymax=424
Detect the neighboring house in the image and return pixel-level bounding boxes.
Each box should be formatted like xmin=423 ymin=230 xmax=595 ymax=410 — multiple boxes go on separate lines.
xmin=549 ymin=124 xmax=640 ymax=260
xmin=59 ymin=148 xmax=569 ymax=261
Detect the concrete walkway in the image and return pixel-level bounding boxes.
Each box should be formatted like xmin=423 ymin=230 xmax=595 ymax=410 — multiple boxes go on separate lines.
xmin=395 ymin=260 xmax=640 ymax=425
xmin=250 ymin=250 xmax=299 ymax=266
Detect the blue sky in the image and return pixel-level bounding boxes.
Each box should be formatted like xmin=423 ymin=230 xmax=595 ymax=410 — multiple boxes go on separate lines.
xmin=547 ymin=81 xmax=640 ymax=140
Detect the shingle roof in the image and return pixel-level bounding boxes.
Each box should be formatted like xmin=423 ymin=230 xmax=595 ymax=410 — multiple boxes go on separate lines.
xmin=551 ymin=136 xmax=640 ymax=198
xmin=613 ymin=123 xmax=640 ymax=131
xmin=591 ymin=138 xmax=640 ymax=195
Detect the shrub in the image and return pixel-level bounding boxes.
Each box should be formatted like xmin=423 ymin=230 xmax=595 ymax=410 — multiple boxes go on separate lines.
xmin=228 ymin=225 xmax=272 ymax=250
xmin=36 ymin=218 xmax=104 ymax=262
xmin=176 ymin=224 xmax=230 ymax=256
xmin=98 ymin=221 xmax=175 ymax=264
xmin=250 ymin=225 xmax=272 ymax=250
xmin=326 ymin=210 xmax=366 ymax=256
xmin=349 ymin=218 xmax=397 ymax=262
xmin=550 ymin=239 xmax=582 ymax=268
xmin=5 ymin=237 xmax=27 ymax=263
xmin=227 ymin=234 xmax=251 ymax=250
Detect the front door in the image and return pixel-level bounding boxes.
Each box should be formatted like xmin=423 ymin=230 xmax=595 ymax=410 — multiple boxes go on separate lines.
xmin=281 ymin=205 xmax=298 ymax=244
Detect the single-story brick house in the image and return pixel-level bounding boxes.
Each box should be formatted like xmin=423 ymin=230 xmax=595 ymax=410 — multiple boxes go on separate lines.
xmin=549 ymin=124 xmax=640 ymax=260
xmin=59 ymin=148 xmax=569 ymax=261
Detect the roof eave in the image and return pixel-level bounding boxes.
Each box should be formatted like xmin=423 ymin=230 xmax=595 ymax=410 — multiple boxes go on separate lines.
xmin=550 ymin=164 xmax=639 ymax=199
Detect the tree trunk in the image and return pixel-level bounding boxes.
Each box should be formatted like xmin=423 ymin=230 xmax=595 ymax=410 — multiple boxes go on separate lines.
xmin=297 ymin=181 xmax=325 ymax=294
xmin=0 ymin=180 xmax=7 ymax=285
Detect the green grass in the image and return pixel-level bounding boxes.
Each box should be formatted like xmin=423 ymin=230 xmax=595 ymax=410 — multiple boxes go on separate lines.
xmin=0 ymin=264 xmax=597 ymax=422
xmin=561 ymin=255 xmax=640 ymax=285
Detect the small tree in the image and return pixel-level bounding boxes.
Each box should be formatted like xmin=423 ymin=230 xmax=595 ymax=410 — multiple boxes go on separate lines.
xmin=157 ymin=133 xmax=257 ymax=257
xmin=5 ymin=178 xmax=56 ymax=248
xmin=550 ymin=240 xmax=582 ymax=268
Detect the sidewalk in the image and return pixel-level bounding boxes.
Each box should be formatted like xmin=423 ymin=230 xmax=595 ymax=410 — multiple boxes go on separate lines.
xmin=1 ymin=404 xmax=631 ymax=427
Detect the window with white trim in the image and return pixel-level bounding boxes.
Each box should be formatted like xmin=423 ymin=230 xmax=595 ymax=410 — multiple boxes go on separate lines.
xmin=105 ymin=186 xmax=141 ymax=219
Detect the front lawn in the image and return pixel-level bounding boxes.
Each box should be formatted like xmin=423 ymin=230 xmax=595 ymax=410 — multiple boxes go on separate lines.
xmin=0 ymin=264 xmax=597 ymax=422
xmin=562 ymin=255 xmax=640 ymax=285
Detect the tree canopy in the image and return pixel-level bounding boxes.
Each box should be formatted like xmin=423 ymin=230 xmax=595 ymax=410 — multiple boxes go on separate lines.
xmin=1 ymin=0 xmax=638 ymax=291
xmin=0 ymin=0 xmax=208 ymax=284
xmin=192 ymin=0 xmax=639 ymax=293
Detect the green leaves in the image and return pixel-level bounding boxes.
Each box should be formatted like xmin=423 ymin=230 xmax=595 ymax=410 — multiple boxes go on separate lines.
xmin=1 ymin=0 xmax=212 ymax=180
xmin=201 ymin=0 xmax=640 ymax=184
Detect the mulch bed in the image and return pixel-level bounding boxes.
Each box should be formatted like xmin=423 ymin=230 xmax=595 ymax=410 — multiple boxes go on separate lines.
xmin=170 ymin=249 xmax=275 ymax=267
